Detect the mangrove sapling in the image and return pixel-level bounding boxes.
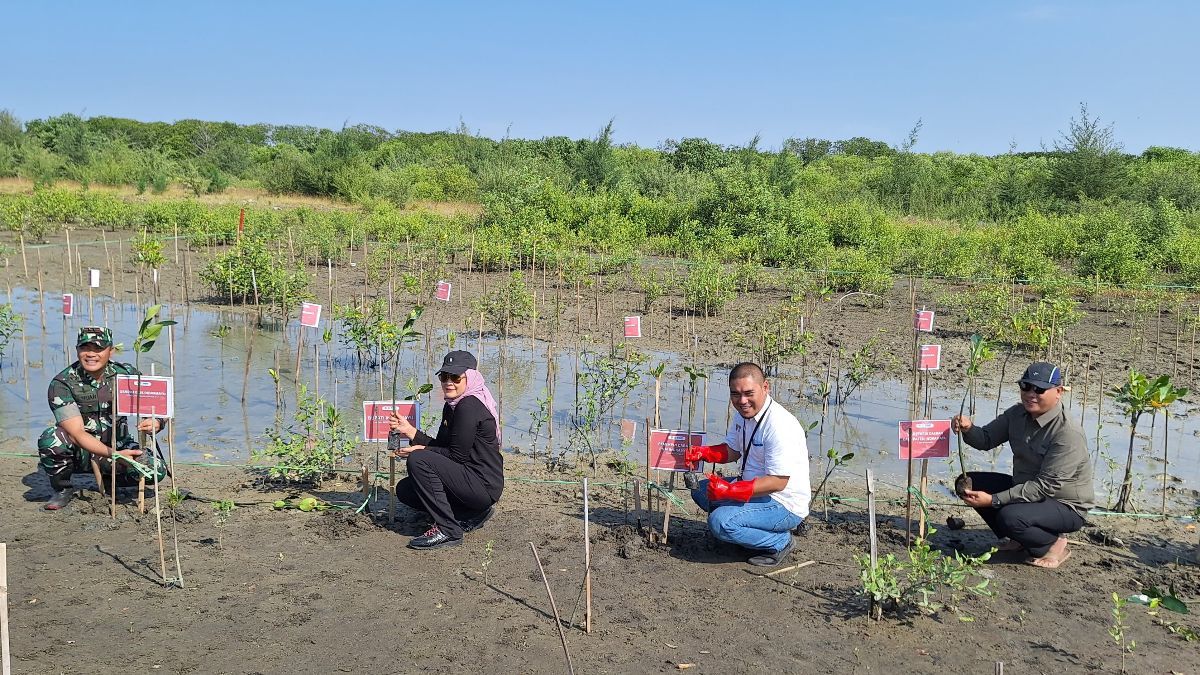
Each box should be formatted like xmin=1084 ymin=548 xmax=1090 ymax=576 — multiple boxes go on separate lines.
xmin=1109 ymin=592 xmax=1135 ymax=674
xmin=212 ymin=500 xmax=235 ymax=549
xmin=954 ymin=335 xmax=995 ymax=497
xmin=812 ymin=446 xmax=853 ymax=517
xmin=1109 ymin=372 xmax=1183 ymax=513
xmin=385 ymin=306 xmax=426 ymax=455
xmin=855 ymin=531 xmax=994 ymax=621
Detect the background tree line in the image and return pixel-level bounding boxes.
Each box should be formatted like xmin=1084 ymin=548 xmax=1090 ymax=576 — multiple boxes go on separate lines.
xmin=2 ymin=106 xmax=1200 ymax=287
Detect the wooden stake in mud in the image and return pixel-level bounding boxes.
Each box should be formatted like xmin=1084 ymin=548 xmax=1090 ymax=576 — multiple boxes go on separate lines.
xmin=144 ymin=431 xmax=168 ymax=583
xmin=110 ymin=402 xmax=118 ymax=518
xmin=528 ymin=542 xmax=575 ymax=675
xmin=388 ymin=456 xmax=397 ymax=525
xmin=18 ymin=234 xmax=26 ymax=278
xmin=65 ymin=229 xmax=73 ymax=277
xmin=1 ymin=542 xmax=11 ymax=675
xmin=644 ymin=417 xmax=655 ymax=540
xmin=582 ymin=477 xmax=592 ymax=634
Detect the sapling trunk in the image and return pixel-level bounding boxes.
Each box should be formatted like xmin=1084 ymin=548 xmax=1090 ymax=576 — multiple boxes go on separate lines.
xmin=954 ymin=394 xmax=972 ymax=498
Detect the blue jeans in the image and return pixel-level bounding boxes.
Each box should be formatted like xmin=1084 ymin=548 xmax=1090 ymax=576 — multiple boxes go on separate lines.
xmin=691 ymin=479 xmax=802 ymax=554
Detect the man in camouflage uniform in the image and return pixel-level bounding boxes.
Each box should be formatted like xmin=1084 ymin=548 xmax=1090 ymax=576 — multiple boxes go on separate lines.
xmin=38 ymin=326 xmax=166 ymax=510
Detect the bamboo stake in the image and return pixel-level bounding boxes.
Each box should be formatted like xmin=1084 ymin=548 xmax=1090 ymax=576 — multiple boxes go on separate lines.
xmin=110 ymin=401 xmax=118 ymax=518
xmin=582 ymin=477 xmax=592 ymax=634
xmin=0 ymin=543 xmax=10 ymax=675
xmin=529 ymin=542 xmax=575 ymax=675
xmin=867 ymin=469 xmax=879 ymax=619
xmin=388 ymin=456 xmax=396 ymax=525
xmin=65 ymin=229 xmax=73 ymax=276
xmin=146 ymin=432 xmax=168 ymax=583
xmin=18 ymin=234 xmax=26 ymax=278
xmin=166 ymin=422 xmax=185 ymax=588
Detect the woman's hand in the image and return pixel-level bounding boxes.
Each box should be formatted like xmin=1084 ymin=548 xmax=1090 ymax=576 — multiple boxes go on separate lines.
xmin=391 ymin=444 xmax=424 ymax=459
xmin=389 ymin=411 xmax=417 ymax=439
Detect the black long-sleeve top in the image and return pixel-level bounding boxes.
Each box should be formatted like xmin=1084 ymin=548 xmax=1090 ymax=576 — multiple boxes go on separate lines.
xmin=412 ymin=395 xmax=504 ymax=498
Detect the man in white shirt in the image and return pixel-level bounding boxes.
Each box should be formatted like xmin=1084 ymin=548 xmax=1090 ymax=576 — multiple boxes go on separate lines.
xmin=685 ymin=362 xmax=811 ymax=566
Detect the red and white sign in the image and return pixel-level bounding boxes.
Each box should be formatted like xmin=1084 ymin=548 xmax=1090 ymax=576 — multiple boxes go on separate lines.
xmin=362 ymin=400 xmax=420 ymax=443
xmin=88 ymin=269 xmax=101 ymax=288
xmin=649 ymin=428 xmax=706 ymax=472
xmin=115 ymin=375 xmax=175 ymax=418
xmin=898 ymin=420 xmax=951 ymax=460
xmin=918 ymin=344 xmax=941 ymax=371
xmin=62 ymin=293 xmax=73 ymax=317
xmin=914 ymin=310 xmax=935 ymax=332
xmin=620 ymin=419 xmax=638 ymax=443
xmin=434 ymin=280 xmax=452 ymax=302
xmin=623 ymin=316 xmax=642 ymax=338
xmin=299 ymin=302 xmax=322 ymax=328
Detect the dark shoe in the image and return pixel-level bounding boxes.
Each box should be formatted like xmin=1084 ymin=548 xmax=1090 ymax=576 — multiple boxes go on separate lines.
xmin=747 ymin=536 xmax=795 ymax=567
xmin=407 ymin=526 xmax=462 ymax=550
xmin=459 ymin=506 xmax=495 ymax=534
xmin=791 ymin=520 xmax=808 ymax=537
xmin=44 ymin=488 xmax=76 ymax=511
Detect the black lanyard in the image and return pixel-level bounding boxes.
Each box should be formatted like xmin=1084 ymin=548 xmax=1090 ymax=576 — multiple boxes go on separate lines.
xmin=740 ymin=400 xmax=773 ymax=473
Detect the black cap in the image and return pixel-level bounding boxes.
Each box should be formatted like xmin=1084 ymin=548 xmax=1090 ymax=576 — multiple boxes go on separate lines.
xmin=1017 ymin=361 xmax=1063 ymax=389
xmin=437 ymin=350 xmax=477 ymax=376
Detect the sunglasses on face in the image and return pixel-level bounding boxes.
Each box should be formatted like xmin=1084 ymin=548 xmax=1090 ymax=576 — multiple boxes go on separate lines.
xmin=438 ymin=372 xmax=463 ymax=383
xmin=1018 ymin=382 xmax=1050 ymax=394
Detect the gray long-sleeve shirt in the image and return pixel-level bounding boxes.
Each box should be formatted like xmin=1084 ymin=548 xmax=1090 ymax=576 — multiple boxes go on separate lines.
xmin=961 ymin=402 xmax=1095 ymax=515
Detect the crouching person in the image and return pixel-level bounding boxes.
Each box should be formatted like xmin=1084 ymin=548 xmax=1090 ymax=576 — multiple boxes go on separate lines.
xmin=39 ymin=326 xmax=166 ymax=510
xmin=685 ymin=362 xmax=811 ymax=567
xmin=389 ymin=351 xmax=503 ymax=550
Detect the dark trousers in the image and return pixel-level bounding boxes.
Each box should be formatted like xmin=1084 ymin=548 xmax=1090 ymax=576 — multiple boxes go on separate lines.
xmin=395 ymin=451 xmax=497 ymax=539
xmin=967 ymin=472 xmax=1085 ymax=558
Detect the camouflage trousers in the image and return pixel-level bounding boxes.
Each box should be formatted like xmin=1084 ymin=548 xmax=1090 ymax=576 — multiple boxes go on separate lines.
xmin=37 ymin=426 xmax=164 ymax=491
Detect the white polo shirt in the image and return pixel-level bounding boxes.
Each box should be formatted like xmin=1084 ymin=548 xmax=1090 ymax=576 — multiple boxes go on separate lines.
xmin=724 ymin=395 xmax=811 ymax=518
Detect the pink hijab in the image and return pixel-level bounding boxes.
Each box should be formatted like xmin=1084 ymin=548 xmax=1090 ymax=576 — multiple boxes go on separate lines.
xmin=448 ymin=369 xmax=501 ymax=441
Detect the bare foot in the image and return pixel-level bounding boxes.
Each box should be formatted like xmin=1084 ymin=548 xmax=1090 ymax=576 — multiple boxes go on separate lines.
xmin=1027 ymin=537 xmax=1071 ymax=568
xmin=995 ymin=539 xmax=1024 ymax=552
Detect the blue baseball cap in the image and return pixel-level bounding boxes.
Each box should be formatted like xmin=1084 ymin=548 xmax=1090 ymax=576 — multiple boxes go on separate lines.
xmin=1017 ymin=361 xmax=1063 ymax=389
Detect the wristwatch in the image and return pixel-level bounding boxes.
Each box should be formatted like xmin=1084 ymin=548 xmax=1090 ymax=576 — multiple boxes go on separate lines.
xmin=990 ymin=494 xmax=1001 ymax=508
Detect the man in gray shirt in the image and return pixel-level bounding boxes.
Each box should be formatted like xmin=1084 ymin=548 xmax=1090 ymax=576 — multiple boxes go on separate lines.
xmin=951 ymin=361 xmax=1094 ymax=569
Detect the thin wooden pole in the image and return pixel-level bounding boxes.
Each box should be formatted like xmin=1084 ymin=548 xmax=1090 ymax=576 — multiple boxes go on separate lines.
xmin=388 ymin=457 xmax=397 ymax=525
xmin=866 ymin=469 xmax=879 ymax=620
xmin=529 ymin=542 xmax=575 ymax=675
xmin=582 ymin=477 xmax=592 ymax=634
xmin=147 ymin=433 xmax=168 ymax=583
xmin=0 ymin=542 xmax=10 ymax=675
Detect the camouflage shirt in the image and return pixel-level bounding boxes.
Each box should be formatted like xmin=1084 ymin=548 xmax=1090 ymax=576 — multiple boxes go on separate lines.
xmin=48 ymin=360 xmax=141 ymax=447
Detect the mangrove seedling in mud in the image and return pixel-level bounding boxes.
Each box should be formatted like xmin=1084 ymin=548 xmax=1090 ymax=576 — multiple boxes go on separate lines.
xmin=473 ymin=271 xmax=536 ymax=337
xmin=837 ymin=333 xmax=886 ymax=404
xmin=1109 ymin=592 xmax=1135 ymax=674
xmin=1109 ymin=371 xmax=1185 ymax=513
xmin=212 ymin=499 xmax=235 ymax=549
xmin=733 ymin=297 xmax=813 ymax=376
xmin=811 ymin=446 xmax=854 ymax=516
xmin=682 ymin=364 xmax=707 ymax=432
xmin=255 ymin=383 xmax=357 ymax=485
xmin=386 ymin=306 xmax=426 ymax=454
xmin=954 ymin=334 xmax=995 ymax=497
xmin=0 ymin=303 xmax=23 ymax=370
xmin=567 ymin=343 xmax=647 ymax=470
xmin=855 ymin=532 xmax=994 ymax=621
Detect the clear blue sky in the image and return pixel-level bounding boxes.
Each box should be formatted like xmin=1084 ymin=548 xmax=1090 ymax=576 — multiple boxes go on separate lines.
xmin=3 ymin=1 xmax=1197 ymax=154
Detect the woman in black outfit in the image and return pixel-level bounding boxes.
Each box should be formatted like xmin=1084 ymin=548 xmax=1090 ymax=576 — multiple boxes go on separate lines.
xmin=389 ymin=350 xmax=503 ymax=550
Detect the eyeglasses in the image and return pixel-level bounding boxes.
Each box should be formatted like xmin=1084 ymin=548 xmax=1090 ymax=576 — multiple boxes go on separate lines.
xmin=1018 ymin=382 xmax=1050 ymax=394
xmin=438 ymin=372 xmax=463 ymax=383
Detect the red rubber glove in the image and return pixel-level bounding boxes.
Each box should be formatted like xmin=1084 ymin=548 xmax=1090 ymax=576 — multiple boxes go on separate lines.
xmin=706 ymin=474 xmax=756 ymax=503
xmin=684 ymin=444 xmax=730 ymax=469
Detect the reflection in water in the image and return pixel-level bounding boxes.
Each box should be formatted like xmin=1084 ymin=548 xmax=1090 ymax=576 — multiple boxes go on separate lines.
xmin=1 ymin=287 xmax=1196 ymax=504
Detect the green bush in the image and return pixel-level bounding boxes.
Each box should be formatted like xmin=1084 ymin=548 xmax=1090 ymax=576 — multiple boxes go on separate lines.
xmin=198 ymin=237 xmax=310 ymax=313
xmin=683 ymin=257 xmax=735 ymax=316
xmin=473 ymin=271 xmax=536 ymax=336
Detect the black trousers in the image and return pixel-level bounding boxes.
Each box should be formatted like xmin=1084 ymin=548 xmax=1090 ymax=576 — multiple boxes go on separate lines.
xmin=967 ymin=472 xmax=1085 ymax=558
xmin=395 ymin=451 xmax=497 ymax=539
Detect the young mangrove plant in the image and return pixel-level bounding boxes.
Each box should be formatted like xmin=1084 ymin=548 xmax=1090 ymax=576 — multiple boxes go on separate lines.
xmin=255 ymin=383 xmax=357 ymax=485
xmin=568 ymin=343 xmax=647 ymax=470
xmin=1109 ymin=592 xmax=1135 ymax=674
xmin=954 ymin=334 xmax=994 ymax=497
xmin=855 ymin=532 xmax=994 ymax=621
xmin=386 ymin=306 xmax=426 ymax=454
xmin=1109 ymin=371 xmax=1185 ymax=513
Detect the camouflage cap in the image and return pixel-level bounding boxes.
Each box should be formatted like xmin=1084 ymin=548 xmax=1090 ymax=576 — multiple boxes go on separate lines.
xmin=77 ymin=326 xmax=114 ymax=348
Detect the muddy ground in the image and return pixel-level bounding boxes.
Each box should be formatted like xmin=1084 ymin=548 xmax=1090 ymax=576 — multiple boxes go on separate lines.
xmin=2 ymin=447 xmax=1199 ymax=675
xmin=3 ymin=228 xmax=1200 ymax=673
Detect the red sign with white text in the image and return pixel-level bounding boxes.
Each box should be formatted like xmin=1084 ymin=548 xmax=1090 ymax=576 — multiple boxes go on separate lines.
xmin=914 ymin=310 xmax=935 ymax=332
xmin=62 ymin=293 xmax=73 ymax=317
xmin=898 ymin=420 xmax=951 ymax=460
xmin=300 ymin=302 xmax=322 ymax=328
xmin=918 ymin=344 xmax=941 ymax=371
xmin=434 ymin=281 xmax=452 ymax=302
xmin=115 ymin=375 xmax=175 ymax=418
xmin=623 ymin=316 xmax=642 ymax=338
xmin=649 ymin=428 xmax=707 ymax=472
xmin=362 ymin=400 xmax=420 ymax=443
